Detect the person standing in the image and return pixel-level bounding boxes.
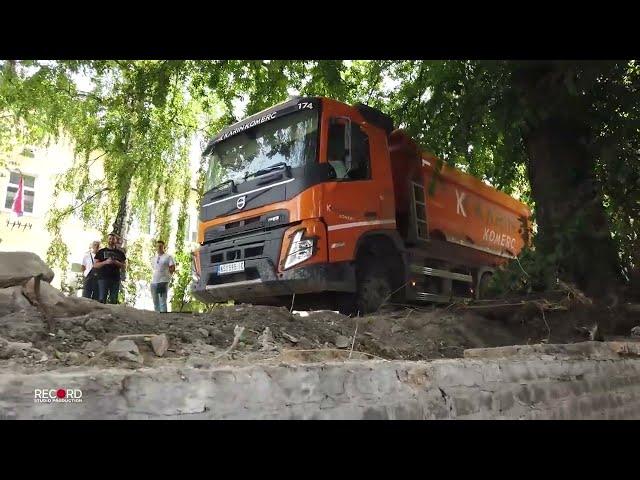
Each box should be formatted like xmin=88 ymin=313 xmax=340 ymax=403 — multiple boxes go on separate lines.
xmin=93 ymin=233 xmax=127 ymax=304
xmin=150 ymin=240 xmax=175 ymax=313
xmin=81 ymin=241 xmax=100 ymax=300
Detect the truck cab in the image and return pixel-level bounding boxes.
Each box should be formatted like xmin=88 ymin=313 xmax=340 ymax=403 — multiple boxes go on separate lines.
xmin=192 ymin=96 xmax=400 ymax=311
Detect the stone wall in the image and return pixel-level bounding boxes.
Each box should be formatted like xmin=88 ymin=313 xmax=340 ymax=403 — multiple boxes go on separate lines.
xmin=1 ymin=342 xmax=639 ymax=419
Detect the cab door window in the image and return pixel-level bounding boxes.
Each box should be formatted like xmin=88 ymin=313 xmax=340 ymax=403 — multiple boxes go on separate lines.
xmin=327 ymin=119 xmax=371 ymax=181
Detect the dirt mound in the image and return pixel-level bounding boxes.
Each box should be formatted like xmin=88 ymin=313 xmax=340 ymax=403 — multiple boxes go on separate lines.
xmin=2 ymin=252 xmax=638 ymax=374
xmin=0 ymin=292 xmax=638 ymax=373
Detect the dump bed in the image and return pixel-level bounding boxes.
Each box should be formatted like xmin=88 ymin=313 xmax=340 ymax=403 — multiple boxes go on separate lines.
xmin=389 ymin=130 xmax=531 ymax=260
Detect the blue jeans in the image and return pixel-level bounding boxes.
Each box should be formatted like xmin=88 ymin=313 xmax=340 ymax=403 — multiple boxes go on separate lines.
xmin=98 ymin=278 xmax=120 ymax=304
xmin=151 ymin=283 xmax=168 ymax=312
xmin=82 ymin=274 xmax=99 ymax=301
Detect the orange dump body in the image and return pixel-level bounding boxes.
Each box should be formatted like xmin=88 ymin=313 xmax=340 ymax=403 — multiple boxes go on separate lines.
xmin=389 ymin=130 xmax=531 ymax=261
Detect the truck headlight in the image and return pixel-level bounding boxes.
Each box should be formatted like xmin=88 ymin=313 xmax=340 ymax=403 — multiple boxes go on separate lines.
xmin=283 ymin=229 xmax=315 ymax=269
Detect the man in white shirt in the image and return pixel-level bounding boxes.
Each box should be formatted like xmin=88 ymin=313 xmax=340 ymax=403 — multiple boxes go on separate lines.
xmin=151 ymin=240 xmax=176 ymax=313
xmin=81 ymin=241 xmax=100 ymax=300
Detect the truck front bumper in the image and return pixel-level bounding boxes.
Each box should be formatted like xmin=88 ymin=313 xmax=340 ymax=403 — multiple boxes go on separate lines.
xmin=192 ymin=258 xmax=355 ymax=304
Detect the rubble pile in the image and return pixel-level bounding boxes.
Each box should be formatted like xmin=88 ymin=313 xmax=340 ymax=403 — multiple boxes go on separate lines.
xmin=0 ymin=252 xmax=639 ymax=374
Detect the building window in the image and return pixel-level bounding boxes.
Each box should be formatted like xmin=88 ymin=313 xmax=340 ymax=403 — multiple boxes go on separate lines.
xmin=4 ymin=172 xmax=36 ymax=214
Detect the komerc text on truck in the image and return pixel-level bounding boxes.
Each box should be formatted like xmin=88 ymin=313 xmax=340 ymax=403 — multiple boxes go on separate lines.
xmin=191 ymin=96 xmax=531 ymax=313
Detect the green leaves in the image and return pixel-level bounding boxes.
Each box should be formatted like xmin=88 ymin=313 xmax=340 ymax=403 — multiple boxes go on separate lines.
xmin=374 ymin=60 xmax=637 ymax=286
xmin=3 ymin=59 xmax=638 ymax=292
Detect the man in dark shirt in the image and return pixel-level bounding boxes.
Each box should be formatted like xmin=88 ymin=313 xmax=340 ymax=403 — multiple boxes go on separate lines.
xmin=93 ymin=232 xmax=127 ymax=304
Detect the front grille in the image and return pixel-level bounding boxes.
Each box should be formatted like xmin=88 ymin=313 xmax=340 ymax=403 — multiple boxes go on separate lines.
xmin=226 ymin=250 xmax=241 ymax=261
xmin=200 ymin=222 xmax=289 ymax=289
xmin=245 ymin=245 xmax=264 ymax=257
xmin=204 ymin=210 xmax=289 ymax=243
xmin=210 ymin=240 xmax=266 ymax=264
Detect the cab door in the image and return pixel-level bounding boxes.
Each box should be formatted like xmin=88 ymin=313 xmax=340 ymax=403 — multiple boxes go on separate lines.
xmin=321 ymin=103 xmax=396 ymax=263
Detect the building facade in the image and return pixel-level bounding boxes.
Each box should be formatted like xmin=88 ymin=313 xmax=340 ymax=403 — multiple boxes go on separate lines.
xmin=0 ymin=138 xmax=201 ymax=311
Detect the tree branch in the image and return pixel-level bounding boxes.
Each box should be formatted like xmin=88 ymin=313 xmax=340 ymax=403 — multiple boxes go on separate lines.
xmin=61 ymin=187 xmax=110 ymax=217
xmin=86 ymin=152 xmax=107 ymax=168
xmin=398 ymin=61 xmax=427 ymax=123
xmin=366 ymin=60 xmax=393 ymax=102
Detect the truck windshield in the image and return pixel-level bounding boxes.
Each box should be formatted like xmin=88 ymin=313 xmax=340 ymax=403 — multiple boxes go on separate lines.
xmin=204 ymin=109 xmax=318 ymax=192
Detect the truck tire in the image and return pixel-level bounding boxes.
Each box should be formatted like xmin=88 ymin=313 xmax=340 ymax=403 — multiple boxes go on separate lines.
xmin=355 ymin=261 xmax=393 ymax=315
xmin=477 ymin=272 xmax=494 ymax=300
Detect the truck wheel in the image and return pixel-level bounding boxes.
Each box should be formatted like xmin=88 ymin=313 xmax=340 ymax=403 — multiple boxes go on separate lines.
xmin=355 ymin=261 xmax=393 ymax=315
xmin=477 ymin=272 xmax=494 ymax=300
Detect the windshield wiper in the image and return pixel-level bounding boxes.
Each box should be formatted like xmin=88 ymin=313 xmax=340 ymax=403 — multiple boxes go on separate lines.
xmin=205 ymin=179 xmax=236 ymax=199
xmin=244 ymin=162 xmax=289 ymax=181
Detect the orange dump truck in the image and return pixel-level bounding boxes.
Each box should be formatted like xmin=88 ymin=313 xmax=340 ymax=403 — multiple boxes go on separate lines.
xmin=192 ymin=96 xmax=531 ymax=313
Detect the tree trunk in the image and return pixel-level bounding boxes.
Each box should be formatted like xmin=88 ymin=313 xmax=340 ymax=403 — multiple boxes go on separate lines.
xmin=111 ymin=179 xmax=131 ymax=242
xmin=109 ymin=89 xmax=142 ymax=245
xmin=511 ymin=62 xmax=622 ymax=298
xmin=4 ymin=60 xmax=17 ymax=76
xmin=523 ymin=117 xmax=622 ymax=297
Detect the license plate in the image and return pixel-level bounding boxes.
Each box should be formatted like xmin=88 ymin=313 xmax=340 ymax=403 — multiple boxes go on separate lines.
xmin=217 ymin=261 xmax=245 ymax=275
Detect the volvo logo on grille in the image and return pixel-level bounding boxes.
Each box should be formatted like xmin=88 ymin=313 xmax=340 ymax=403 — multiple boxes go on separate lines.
xmin=236 ymin=196 xmax=247 ymax=210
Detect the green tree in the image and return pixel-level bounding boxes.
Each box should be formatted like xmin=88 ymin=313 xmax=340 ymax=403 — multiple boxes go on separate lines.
xmin=4 ymin=59 xmax=636 ymax=301
xmin=369 ymin=60 xmax=637 ymax=297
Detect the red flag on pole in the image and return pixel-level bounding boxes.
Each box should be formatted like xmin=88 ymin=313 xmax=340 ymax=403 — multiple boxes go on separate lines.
xmin=11 ymin=175 xmax=24 ymax=217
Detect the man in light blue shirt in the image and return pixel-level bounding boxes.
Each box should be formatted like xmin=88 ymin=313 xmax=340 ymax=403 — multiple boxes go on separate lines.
xmin=150 ymin=240 xmax=176 ymax=313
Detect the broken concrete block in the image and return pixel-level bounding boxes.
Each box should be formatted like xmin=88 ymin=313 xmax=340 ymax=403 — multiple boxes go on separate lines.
xmin=282 ymin=332 xmax=299 ymax=344
xmin=0 ymin=252 xmax=55 ymax=288
xmin=391 ymin=324 xmax=403 ymax=334
xmin=0 ymin=286 xmax=33 ymax=315
xmin=83 ymin=340 xmax=104 ymax=352
xmin=258 ymin=327 xmax=277 ymax=351
xmin=84 ymin=318 xmax=105 ymax=334
xmin=23 ymin=277 xmax=63 ymax=307
xmin=0 ymin=336 xmax=45 ymax=360
xmin=21 ymin=276 xmax=107 ymax=319
xmin=66 ymin=352 xmax=81 ymax=363
xmin=607 ymin=341 xmax=640 ymax=357
xmin=151 ymin=334 xmax=169 ymax=357
xmin=106 ymin=339 xmax=143 ymax=364
xmin=335 ymin=335 xmax=351 ymax=349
